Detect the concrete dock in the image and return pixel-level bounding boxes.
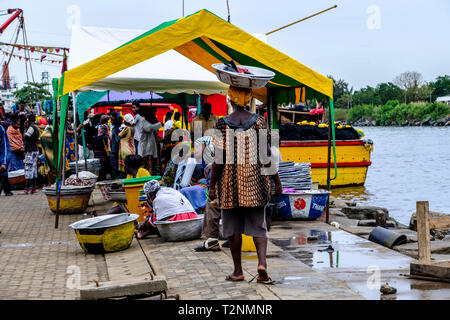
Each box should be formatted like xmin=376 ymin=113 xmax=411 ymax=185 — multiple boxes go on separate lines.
xmin=0 ymin=189 xmax=449 ymax=300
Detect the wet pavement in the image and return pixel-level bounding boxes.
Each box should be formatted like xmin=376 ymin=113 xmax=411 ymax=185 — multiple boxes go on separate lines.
xmin=1 ymin=190 xmax=449 ymax=300
xmin=268 ymin=220 xmax=450 ymax=300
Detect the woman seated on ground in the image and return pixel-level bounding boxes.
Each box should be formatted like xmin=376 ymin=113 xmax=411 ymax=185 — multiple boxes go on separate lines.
xmin=124 ymin=154 xmax=150 ymax=180
xmin=103 ymin=154 xmax=150 ymax=215
xmin=134 ymin=180 xmax=199 ymax=239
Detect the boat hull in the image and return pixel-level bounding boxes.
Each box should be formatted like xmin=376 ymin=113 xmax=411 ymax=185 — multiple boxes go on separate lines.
xmin=279 ymin=140 xmax=372 ymax=188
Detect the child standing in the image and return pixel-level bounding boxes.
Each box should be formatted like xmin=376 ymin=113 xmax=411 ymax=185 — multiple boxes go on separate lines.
xmin=23 ymin=114 xmax=39 ymax=194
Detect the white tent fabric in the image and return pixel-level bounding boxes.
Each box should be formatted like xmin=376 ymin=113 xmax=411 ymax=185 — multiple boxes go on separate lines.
xmin=68 ymin=26 xmax=229 ymax=94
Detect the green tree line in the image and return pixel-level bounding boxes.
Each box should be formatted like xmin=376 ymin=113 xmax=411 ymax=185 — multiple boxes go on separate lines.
xmin=329 ymin=73 xmax=450 ymax=108
xmin=346 ymin=100 xmax=449 ymax=125
xmin=328 ymin=72 xmax=450 ymax=124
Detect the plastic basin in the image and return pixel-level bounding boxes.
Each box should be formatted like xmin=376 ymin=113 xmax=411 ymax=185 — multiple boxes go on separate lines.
xmin=274 ymin=190 xmax=330 ymax=220
xmin=43 ymin=186 xmax=94 ymax=214
xmin=69 ymin=213 xmax=139 ymax=254
xmin=154 ymin=216 xmax=203 ymax=242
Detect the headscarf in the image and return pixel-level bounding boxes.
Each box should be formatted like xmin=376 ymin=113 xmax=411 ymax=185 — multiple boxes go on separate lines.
xmin=144 ymin=179 xmax=160 ymax=195
xmin=124 ymin=113 xmax=134 ymax=125
xmin=228 ymin=86 xmax=252 ymax=107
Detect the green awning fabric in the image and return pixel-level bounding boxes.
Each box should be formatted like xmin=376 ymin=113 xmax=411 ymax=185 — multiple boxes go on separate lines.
xmin=76 ymin=90 xmax=108 ymax=123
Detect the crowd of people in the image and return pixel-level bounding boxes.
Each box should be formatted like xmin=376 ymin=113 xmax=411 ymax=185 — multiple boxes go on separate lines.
xmin=0 ymin=100 xmax=218 ymax=195
xmin=1 ymin=90 xmax=281 ymax=284
xmin=0 ymin=111 xmax=49 ymax=195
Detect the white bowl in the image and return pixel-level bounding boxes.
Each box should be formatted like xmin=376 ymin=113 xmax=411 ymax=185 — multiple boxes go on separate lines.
xmin=212 ymin=63 xmax=275 ymax=89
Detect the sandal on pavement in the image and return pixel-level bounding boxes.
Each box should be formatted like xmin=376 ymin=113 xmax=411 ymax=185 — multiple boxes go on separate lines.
xmin=256 ymin=266 xmax=275 ymax=285
xmin=194 ymin=240 xmax=221 ymax=252
xmin=225 ymin=274 xmax=245 ymax=282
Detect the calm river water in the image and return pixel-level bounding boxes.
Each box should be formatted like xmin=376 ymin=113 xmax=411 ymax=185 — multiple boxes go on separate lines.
xmin=331 ymin=126 xmax=450 ymax=225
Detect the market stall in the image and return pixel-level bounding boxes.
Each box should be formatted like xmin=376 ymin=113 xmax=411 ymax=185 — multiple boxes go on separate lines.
xmin=52 ymin=9 xmax=338 ymax=227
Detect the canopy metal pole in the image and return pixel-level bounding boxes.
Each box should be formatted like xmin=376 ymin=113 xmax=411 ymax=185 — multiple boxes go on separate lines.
xmin=326 ymin=102 xmax=332 ymax=224
xmin=55 ymin=127 xmax=67 ymax=229
xmin=73 ymin=91 xmax=79 ymax=177
xmin=326 ymin=98 xmax=338 ymax=224
xmin=61 ymin=128 xmax=67 ymax=185
xmin=55 ymin=97 xmax=67 ymax=229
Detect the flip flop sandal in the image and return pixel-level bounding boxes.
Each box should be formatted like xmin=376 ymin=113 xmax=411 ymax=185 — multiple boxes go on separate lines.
xmin=225 ymin=274 xmax=245 ymax=281
xmin=247 ymin=274 xmax=275 ymax=285
xmin=257 ymin=277 xmax=275 ymax=285
xmin=255 ymin=267 xmax=276 ymax=285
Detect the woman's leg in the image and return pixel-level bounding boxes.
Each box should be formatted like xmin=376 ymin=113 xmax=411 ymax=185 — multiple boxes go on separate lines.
xmin=253 ymin=237 xmax=268 ymax=269
xmin=248 ymin=207 xmax=270 ymax=281
xmin=228 ymin=233 xmax=243 ymax=276
xmin=30 ymin=155 xmax=38 ymax=192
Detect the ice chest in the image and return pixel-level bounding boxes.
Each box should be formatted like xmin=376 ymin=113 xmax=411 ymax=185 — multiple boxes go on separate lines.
xmin=122 ymin=176 xmax=161 ymax=222
xmin=274 ymin=190 xmax=330 ymax=220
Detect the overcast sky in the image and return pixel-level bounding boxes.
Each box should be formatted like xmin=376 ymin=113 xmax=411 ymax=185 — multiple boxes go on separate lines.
xmin=1 ymin=0 xmax=449 ymax=90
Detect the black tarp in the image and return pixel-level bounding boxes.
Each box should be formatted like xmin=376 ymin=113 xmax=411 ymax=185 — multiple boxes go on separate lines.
xmin=279 ymin=123 xmax=360 ymax=141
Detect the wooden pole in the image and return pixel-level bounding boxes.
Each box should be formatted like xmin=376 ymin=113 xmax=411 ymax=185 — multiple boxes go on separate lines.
xmin=416 ymin=201 xmax=431 ymax=264
xmin=266 ymin=5 xmax=337 ymax=35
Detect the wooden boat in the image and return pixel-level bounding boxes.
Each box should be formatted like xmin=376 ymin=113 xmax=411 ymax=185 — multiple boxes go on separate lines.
xmin=277 ymin=108 xmax=373 ymax=188
xmin=279 ymin=139 xmax=373 ymax=188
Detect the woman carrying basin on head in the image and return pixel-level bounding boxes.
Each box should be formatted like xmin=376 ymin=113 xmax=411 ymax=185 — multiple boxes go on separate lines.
xmin=208 ymin=84 xmax=282 ymax=284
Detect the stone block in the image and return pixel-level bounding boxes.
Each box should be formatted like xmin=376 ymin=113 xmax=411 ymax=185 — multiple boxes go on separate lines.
xmin=79 ymin=276 xmax=167 ymax=300
xmin=341 ymin=206 xmax=389 ymax=220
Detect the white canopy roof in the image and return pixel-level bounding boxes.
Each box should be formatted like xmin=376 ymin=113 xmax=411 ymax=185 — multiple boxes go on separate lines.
xmin=68 ymin=25 xmax=229 ymax=94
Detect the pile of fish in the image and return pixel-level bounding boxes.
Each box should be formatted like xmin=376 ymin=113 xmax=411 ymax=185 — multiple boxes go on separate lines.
xmin=277 ymin=161 xmax=312 ymax=191
xmin=65 ymin=176 xmax=94 ymax=187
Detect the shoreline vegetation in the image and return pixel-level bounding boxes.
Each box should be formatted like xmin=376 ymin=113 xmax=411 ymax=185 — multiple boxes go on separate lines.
xmin=327 ymin=72 xmax=450 ymax=127
xmin=328 ymin=101 xmax=450 ymax=127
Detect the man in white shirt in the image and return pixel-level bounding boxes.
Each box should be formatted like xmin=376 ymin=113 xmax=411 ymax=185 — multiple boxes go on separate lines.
xmin=132 ymin=102 xmax=143 ymax=152
xmin=162 ymin=110 xmax=174 ymax=138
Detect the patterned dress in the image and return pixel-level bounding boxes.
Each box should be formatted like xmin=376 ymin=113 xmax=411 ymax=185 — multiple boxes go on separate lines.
xmin=213 ymin=114 xmax=271 ymax=209
xmin=65 ymin=135 xmax=76 ymax=163
xmin=6 ymin=126 xmax=24 ymax=171
xmin=118 ymin=126 xmax=135 ymax=172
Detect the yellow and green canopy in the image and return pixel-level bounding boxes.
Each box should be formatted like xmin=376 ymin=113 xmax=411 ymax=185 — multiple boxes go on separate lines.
xmin=58 ymin=9 xmax=333 ymax=102
xmin=52 ymin=9 xmax=336 ymax=182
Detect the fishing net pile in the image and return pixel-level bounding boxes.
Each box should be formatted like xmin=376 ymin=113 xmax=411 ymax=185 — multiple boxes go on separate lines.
xmin=279 ymin=123 xmax=360 ymax=141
